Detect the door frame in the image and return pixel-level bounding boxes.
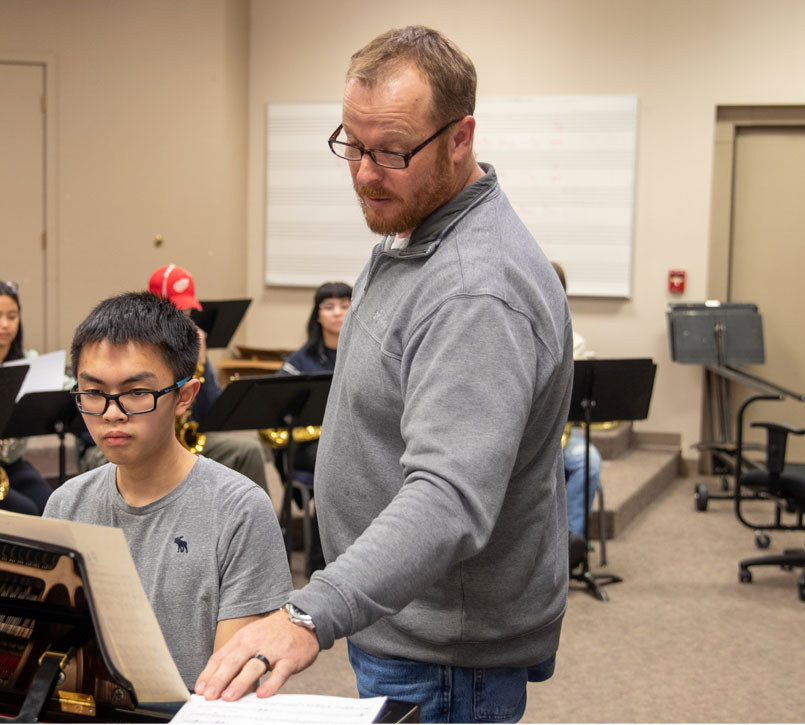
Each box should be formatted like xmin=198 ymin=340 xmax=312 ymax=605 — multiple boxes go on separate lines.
xmin=703 ymin=106 xmax=805 ymax=465
xmin=0 ymin=52 xmax=58 ymax=350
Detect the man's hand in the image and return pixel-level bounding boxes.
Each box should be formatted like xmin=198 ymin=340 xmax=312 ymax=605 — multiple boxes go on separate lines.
xmin=195 ymin=609 xmax=320 ymax=701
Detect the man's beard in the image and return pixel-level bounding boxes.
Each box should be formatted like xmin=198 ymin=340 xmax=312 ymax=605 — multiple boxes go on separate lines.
xmin=354 ymin=140 xmax=454 ymax=236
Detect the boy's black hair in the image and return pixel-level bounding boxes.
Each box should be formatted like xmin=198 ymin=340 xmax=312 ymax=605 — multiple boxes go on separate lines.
xmin=71 ymin=292 xmax=200 ymax=380
xmin=304 ymin=282 xmax=352 ymax=364
xmin=0 ymin=281 xmax=24 ymax=362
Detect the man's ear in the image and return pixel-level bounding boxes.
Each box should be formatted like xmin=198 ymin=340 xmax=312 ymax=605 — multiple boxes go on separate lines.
xmin=451 ymin=115 xmax=476 ymax=164
xmin=175 ymin=377 xmax=201 ymax=417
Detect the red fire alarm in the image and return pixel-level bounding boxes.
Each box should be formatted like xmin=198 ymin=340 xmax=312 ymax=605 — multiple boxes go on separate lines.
xmin=668 ymin=270 xmax=686 ymax=294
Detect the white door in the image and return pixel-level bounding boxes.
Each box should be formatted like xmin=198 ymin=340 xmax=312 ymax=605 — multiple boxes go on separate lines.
xmin=0 ymin=62 xmax=46 ymax=353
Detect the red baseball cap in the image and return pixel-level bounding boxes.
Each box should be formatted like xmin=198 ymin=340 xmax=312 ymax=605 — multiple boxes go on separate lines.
xmin=148 ymin=264 xmax=202 ymax=311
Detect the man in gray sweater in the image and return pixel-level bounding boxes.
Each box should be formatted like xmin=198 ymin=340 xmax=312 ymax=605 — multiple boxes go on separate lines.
xmin=197 ymin=26 xmax=573 ymax=723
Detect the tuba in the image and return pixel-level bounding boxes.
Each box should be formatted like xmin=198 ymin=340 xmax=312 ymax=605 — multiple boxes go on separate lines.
xmin=175 ymin=362 xmax=206 ymax=454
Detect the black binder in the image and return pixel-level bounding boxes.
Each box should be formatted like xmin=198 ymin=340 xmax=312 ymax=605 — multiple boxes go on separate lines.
xmin=189 ymin=299 xmax=251 ymax=349
xmin=0 ymin=365 xmax=28 ymax=434
xmin=1 ymin=391 xmax=85 ymax=485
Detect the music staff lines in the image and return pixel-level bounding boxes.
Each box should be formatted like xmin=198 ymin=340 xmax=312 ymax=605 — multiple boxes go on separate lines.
xmin=268 ymin=186 xmax=357 ymax=205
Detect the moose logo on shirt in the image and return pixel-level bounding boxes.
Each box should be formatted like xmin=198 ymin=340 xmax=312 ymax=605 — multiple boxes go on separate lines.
xmin=174 ymin=536 xmax=188 ymax=553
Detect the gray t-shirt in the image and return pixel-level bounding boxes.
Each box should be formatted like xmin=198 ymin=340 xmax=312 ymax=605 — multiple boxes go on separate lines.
xmin=44 ymin=456 xmax=292 ymax=688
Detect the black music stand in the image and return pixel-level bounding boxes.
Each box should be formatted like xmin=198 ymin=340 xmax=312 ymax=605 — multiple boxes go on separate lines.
xmin=2 ymin=391 xmax=84 ymax=485
xmin=198 ymin=374 xmax=333 ymax=557
xmin=568 ymin=358 xmax=656 ymax=601
xmin=0 ymin=365 xmax=28 ymax=433
xmin=190 ymin=299 xmax=251 ymax=349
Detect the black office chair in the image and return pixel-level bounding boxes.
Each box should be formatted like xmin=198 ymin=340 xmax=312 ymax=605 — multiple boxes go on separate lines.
xmin=733 ymin=395 xmax=805 ymax=602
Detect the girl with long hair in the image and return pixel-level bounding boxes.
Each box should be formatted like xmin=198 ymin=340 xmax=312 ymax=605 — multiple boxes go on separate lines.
xmin=0 ymin=281 xmax=54 ymax=515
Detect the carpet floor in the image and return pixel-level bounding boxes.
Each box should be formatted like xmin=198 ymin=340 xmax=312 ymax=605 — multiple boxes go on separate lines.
xmin=279 ymin=473 xmax=805 ymax=723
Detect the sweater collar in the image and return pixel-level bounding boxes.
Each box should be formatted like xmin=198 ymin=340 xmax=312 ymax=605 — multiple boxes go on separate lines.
xmin=381 ymin=163 xmax=499 ymax=258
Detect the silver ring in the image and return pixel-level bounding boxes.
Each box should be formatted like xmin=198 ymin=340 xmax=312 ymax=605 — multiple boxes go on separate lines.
xmin=251 ymin=653 xmax=271 ymax=674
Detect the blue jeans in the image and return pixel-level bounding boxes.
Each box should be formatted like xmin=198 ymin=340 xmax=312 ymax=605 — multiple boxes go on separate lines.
xmin=348 ymin=641 xmax=555 ymax=723
xmin=564 ymin=427 xmax=602 ymax=538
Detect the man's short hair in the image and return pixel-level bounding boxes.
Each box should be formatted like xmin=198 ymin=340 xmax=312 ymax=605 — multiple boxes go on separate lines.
xmin=71 ymin=292 xmax=200 ymax=381
xmin=347 ymin=25 xmax=477 ymax=126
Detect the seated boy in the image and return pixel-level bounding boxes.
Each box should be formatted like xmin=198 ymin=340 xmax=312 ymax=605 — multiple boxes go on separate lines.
xmin=44 ymin=292 xmax=292 ymax=688
xmin=78 ymin=263 xmax=270 ymax=497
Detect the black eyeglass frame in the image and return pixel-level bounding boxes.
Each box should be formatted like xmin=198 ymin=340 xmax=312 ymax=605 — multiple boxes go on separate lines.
xmin=70 ymin=375 xmax=193 ymax=416
xmin=328 ymin=118 xmax=463 ymax=169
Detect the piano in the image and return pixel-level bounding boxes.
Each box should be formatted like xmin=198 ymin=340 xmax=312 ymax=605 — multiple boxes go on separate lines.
xmin=0 ymin=535 xmax=176 ymax=723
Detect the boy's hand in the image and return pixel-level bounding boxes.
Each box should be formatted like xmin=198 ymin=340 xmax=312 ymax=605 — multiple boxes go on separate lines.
xmin=195 ymin=609 xmax=320 ymax=701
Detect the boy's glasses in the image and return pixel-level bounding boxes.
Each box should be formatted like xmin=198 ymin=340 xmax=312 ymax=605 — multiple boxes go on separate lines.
xmin=71 ymin=376 xmax=191 ymax=416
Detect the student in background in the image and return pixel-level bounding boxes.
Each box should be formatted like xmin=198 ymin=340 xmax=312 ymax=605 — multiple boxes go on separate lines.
xmin=551 ymin=262 xmax=603 ymax=540
xmin=276 ymin=282 xmax=352 ymax=576
xmin=279 ymin=282 xmax=352 ymax=376
xmin=0 ymin=281 xmax=53 ymax=515
xmin=45 ymin=292 xmax=292 ymax=687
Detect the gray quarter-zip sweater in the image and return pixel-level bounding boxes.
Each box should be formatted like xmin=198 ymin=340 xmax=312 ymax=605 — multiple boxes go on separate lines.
xmin=291 ymin=164 xmax=572 ymax=669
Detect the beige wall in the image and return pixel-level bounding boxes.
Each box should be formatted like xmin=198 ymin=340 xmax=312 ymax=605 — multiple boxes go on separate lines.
xmin=0 ymin=0 xmax=249 ymax=352
xmin=247 ymin=0 xmax=805 ymax=451
xmin=3 ymin=0 xmax=805 ymax=452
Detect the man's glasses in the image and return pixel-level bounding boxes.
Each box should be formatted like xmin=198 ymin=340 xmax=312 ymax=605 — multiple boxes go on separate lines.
xmin=328 ymin=118 xmax=462 ymax=170
xmin=71 ymin=376 xmax=192 ymax=416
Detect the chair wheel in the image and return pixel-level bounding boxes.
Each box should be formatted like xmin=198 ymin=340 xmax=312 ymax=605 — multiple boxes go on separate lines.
xmin=739 ymin=568 xmax=752 ymax=583
xmin=694 ymin=483 xmax=709 ymax=511
xmin=754 ymin=531 xmax=771 ymax=549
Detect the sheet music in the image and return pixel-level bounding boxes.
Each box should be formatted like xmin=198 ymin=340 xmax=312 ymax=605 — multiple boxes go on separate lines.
xmin=2 ymin=350 xmax=66 ymax=400
xmin=0 ymin=511 xmax=190 ymax=705
xmin=172 ymin=693 xmax=387 ymax=724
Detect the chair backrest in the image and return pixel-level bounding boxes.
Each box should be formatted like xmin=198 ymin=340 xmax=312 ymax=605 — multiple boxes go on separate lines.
xmin=751 ymin=421 xmax=805 ymax=497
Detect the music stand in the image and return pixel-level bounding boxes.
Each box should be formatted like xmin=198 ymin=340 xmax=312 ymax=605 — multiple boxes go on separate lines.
xmin=2 ymin=391 xmax=85 ymax=484
xmin=189 ymin=299 xmax=251 ymax=349
xmin=0 ymin=365 xmax=28 ymax=433
xmin=198 ymin=374 xmax=333 ymax=556
xmin=568 ymin=358 xmax=657 ymax=601
xmin=667 ymin=302 xmax=767 ymax=507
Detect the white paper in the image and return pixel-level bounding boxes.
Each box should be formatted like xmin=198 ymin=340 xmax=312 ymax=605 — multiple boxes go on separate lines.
xmin=2 ymin=350 xmax=66 ymax=400
xmin=171 ymin=693 xmax=387 ymax=725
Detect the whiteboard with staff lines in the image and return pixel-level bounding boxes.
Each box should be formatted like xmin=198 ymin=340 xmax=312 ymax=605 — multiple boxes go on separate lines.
xmin=265 ymin=95 xmax=638 ymax=296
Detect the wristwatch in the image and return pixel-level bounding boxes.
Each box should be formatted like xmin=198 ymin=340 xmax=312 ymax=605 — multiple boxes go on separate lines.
xmin=282 ymin=602 xmax=316 ymax=631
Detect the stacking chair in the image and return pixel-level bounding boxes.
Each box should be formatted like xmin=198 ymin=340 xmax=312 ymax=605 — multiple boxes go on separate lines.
xmin=733 ymin=394 xmax=805 ymax=602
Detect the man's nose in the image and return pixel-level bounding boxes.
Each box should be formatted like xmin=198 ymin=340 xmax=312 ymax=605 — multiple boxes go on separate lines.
xmin=354 ymin=153 xmax=384 ymax=186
